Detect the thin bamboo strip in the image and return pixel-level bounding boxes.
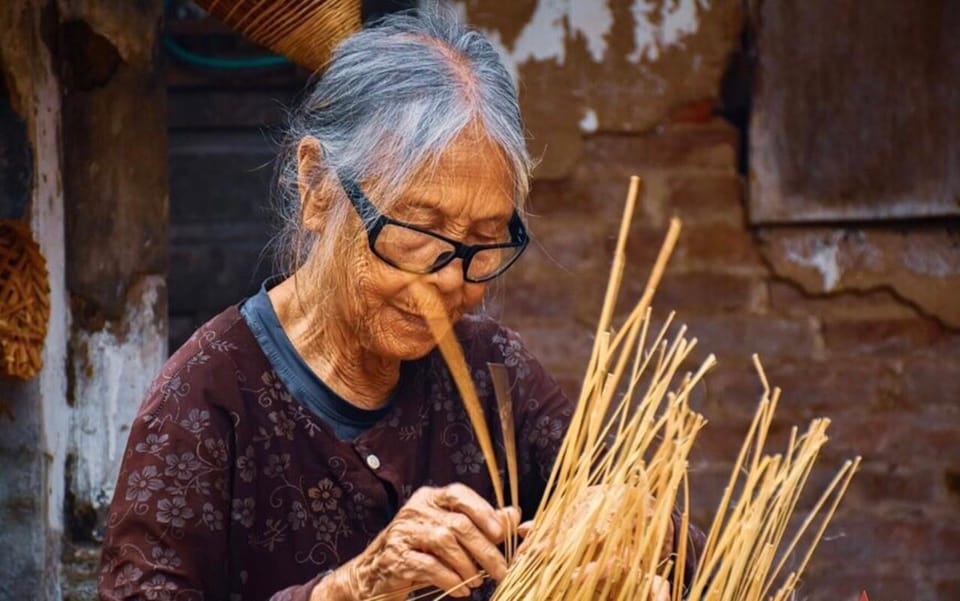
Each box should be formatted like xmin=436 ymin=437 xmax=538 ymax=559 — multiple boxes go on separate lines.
xmin=414 ymin=282 xmax=505 ymax=509
xmin=488 ymin=362 xmax=519 ymax=561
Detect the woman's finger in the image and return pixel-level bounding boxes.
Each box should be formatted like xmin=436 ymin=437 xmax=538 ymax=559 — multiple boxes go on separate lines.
xmin=441 ymin=511 xmax=509 ymax=581
xmin=417 ymin=524 xmax=483 ymax=586
xmin=435 ymin=483 xmax=511 ymax=542
xmin=398 ymin=549 xmax=474 ymax=598
xmin=651 ymin=575 xmax=671 ymax=601
xmin=517 ymin=520 xmax=534 ymax=538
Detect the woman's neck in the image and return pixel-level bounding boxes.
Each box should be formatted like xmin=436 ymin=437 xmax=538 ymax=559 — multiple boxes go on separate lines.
xmin=267 ymin=275 xmax=400 ymax=410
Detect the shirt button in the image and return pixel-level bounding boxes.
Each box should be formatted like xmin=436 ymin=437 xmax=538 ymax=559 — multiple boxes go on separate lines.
xmin=366 ymin=454 xmax=381 ymax=470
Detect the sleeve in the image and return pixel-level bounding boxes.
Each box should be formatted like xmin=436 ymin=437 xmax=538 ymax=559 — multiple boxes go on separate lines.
xmin=98 ymin=356 xmax=238 ymax=601
xmin=265 ymin=572 xmax=329 ymax=601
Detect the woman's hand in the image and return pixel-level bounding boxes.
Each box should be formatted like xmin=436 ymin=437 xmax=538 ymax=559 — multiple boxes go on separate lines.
xmin=312 ymin=483 xmax=518 ymax=601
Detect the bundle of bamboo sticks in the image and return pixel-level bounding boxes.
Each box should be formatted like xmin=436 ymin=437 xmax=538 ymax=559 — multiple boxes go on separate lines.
xmin=417 ymin=176 xmax=860 ymax=601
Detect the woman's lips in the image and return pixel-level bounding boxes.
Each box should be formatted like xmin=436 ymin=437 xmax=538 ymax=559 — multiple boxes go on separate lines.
xmin=394 ymin=305 xmax=459 ymax=332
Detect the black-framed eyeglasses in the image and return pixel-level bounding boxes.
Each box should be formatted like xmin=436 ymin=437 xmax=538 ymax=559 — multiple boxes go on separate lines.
xmin=337 ymin=173 xmax=529 ymax=283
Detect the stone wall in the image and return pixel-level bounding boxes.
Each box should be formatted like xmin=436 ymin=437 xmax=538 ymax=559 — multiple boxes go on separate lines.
xmin=165 ymin=1 xmax=959 ymax=600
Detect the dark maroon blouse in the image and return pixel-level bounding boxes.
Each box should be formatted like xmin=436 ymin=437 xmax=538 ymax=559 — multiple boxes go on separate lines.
xmin=98 ymin=307 xmax=577 ymax=600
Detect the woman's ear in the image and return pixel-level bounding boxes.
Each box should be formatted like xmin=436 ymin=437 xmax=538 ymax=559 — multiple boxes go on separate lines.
xmin=297 ymin=136 xmax=329 ymax=232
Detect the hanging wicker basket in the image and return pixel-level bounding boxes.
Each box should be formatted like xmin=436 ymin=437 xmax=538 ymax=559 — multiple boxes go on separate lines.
xmin=0 ymin=220 xmax=50 ymax=380
xmin=193 ymin=0 xmax=362 ymax=71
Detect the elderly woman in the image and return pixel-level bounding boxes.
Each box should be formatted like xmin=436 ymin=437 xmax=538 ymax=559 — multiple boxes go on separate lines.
xmin=99 ymin=7 xmax=702 ymax=601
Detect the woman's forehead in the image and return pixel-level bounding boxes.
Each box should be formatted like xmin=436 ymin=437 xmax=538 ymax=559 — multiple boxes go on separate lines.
xmin=401 ymin=133 xmax=515 ymax=217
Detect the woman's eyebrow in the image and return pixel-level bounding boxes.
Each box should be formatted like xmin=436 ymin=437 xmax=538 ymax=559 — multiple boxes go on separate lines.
xmin=398 ymin=198 xmax=511 ymax=224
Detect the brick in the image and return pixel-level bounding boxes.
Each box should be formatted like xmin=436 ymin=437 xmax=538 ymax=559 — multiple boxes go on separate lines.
xmin=702 ymin=358 xmax=901 ymax=420
xmin=823 ymin=317 xmax=955 ymax=356
xmin=935 ymin=577 xmax=960 ymax=601
xmin=824 ymin=415 xmax=960 ymax=467
xmin=679 ymin=315 xmax=819 ymax=361
xmin=796 ymin=569 xmax=919 ymax=601
xmin=617 ymin=225 xmax=683 ymax=274
xmin=841 ymin=464 xmax=938 ymax=507
xmin=526 ymin=215 xmax=619 ymax=273
xmin=813 ymin=510 xmax=960 ymax=566
xmin=527 ymin=176 xmax=632 ymax=223
xmin=662 ymin=173 xmax=745 ymax=226
xmin=759 ymin=227 xmax=960 ymax=328
xmin=489 ymin=262 xmax=582 ymax=321
xmin=678 ymin=223 xmax=767 ymax=272
xmin=578 ymin=121 xmax=739 ymax=175
xmin=902 ymin=358 xmax=960 ymax=417
xmin=768 ymin=281 xmax=919 ymax=321
xmin=623 ymin=271 xmax=763 ymax=315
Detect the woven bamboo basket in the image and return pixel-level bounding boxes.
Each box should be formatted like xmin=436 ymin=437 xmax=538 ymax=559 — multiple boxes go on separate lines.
xmin=0 ymin=220 xmax=50 ymax=380
xmin=194 ymin=0 xmax=362 ymax=70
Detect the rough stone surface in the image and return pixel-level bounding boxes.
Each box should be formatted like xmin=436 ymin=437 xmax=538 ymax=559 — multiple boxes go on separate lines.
xmin=759 ymin=227 xmax=960 ymax=327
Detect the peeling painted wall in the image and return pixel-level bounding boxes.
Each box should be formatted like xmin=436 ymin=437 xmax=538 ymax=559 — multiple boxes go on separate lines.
xmin=456 ymin=0 xmax=742 ymax=178
xmin=58 ymin=0 xmax=168 ymax=547
xmin=70 ymin=277 xmax=166 ymax=514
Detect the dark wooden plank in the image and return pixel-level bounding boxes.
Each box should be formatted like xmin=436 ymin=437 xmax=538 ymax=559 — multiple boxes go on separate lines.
xmin=168 ymin=89 xmax=299 ymax=128
xmin=750 ymin=0 xmax=960 ymax=223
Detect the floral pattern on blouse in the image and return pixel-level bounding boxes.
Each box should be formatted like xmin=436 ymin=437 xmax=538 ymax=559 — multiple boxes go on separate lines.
xmin=99 ymin=308 xmax=574 ymax=601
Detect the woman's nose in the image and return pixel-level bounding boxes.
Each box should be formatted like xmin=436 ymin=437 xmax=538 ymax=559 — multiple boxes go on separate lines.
xmin=430 ymin=256 xmax=467 ymax=294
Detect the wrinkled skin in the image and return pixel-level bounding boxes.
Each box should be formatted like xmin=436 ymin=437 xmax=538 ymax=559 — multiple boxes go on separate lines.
xmin=318 ymin=484 xmax=519 ymax=600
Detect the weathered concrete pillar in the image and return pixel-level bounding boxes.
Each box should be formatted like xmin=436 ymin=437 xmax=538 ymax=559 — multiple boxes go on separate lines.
xmin=58 ymin=0 xmax=167 ymax=595
xmin=0 ymin=2 xmax=69 ymax=599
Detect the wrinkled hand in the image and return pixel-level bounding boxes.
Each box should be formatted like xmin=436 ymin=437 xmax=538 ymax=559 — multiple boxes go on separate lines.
xmin=315 ymin=483 xmax=518 ymax=601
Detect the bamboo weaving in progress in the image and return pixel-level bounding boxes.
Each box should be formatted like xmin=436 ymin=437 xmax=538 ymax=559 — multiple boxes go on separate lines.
xmin=419 ymin=176 xmax=860 ymax=601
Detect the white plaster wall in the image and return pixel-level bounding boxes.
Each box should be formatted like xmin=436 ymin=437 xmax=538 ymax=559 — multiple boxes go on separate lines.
xmin=28 ymin=12 xmax=68 ymax=600
xmin=70 ymin=277 xmax=167 ymax=509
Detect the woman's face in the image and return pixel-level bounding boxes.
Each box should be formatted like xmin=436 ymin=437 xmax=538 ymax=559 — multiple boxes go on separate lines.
xmin=333 ymin=132 xmax=516 ymax=361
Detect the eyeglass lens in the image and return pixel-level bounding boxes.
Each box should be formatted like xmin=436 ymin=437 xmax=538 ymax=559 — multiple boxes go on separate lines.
xmin=373 ymin=223 xmax=520 ymax=280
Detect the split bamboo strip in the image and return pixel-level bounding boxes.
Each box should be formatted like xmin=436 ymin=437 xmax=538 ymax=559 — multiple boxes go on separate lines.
xmin=489 ymin=362 xmax=520 ymax=562
xmin=415 ymin=287 xmax=505 ymax=510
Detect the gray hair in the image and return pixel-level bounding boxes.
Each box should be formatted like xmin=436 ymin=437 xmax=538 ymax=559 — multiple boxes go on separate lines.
xmin=273 ymin=3 xmax=532 ymax=289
